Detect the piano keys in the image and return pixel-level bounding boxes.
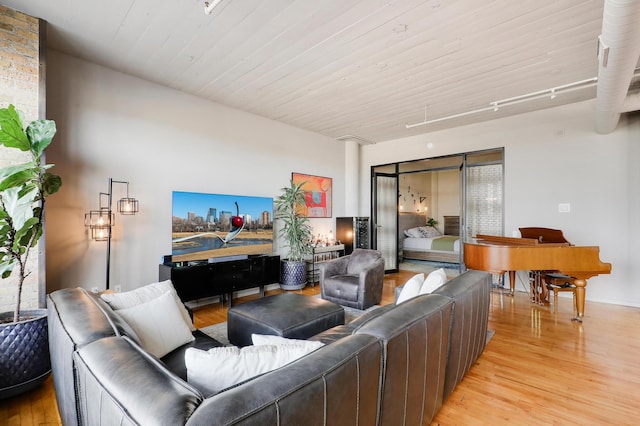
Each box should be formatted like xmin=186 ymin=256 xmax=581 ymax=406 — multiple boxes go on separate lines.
xmin=464 ymin=234 xmax=611 ymax=322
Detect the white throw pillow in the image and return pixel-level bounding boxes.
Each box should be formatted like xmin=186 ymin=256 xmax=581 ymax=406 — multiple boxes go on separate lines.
xmin=396 ymin=273 xmax=425 ymax=304
xmin=101 ymin=279 xmax=195 ymax=331
xmin=185 ymin=343 xmax=320 ymax=396
xmin=419 ymin=226 xmax=441 ymax=238
xmin=404 ymin=227 xmax=423 ymax=238
xmin=251 ymin=334 xmax=324 ymax=351
xmin=116 ymin=291 xmax=195 ymax=358
xmin=419 ymin=268 xmax=448 ymax=294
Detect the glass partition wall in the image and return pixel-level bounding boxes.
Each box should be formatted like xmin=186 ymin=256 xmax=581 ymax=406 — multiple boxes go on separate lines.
xmin=371 ymin=148 xmax=504 ymax=272
xmin=373 ymin=174 xmax=398 ymax=271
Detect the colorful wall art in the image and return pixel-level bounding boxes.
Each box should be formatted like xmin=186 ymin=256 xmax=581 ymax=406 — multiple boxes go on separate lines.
xmin=292 ymin=173 xmax=332 ymax=218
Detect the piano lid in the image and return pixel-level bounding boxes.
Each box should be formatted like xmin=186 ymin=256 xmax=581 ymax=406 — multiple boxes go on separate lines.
xmin=518 ymin=227 xmax=570 ymax=244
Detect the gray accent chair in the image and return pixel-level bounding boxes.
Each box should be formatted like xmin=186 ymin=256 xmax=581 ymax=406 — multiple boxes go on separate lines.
xmin=318 ymin=248 xmax=385 ymax=310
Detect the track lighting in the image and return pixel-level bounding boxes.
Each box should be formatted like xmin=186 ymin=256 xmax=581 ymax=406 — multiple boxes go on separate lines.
xmin=405 ymin=77 xmax=599 ymax=129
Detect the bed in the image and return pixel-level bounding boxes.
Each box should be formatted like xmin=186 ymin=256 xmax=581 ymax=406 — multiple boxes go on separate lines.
xmin=399 ymin=213 xmax=461 ymax=263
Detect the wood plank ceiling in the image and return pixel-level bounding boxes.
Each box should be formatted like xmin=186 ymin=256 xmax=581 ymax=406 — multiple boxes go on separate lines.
xmin=4 ymin=0 xmax=611 ymax=143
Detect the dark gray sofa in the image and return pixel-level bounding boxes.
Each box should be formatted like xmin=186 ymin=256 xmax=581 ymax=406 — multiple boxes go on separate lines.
xmin=47 ymin=269 xmax=491 ymax=425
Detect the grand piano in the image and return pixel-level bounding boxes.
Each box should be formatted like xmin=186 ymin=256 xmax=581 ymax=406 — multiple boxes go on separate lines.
xmin=464 ymin=228 xmax=611 ymax=322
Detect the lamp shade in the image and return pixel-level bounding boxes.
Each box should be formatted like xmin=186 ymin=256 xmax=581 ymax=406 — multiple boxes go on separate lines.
xmin=117 ymin=197 xmax=139 ymax=215
xmin=84 ymin=209 xmax=114 ymax=241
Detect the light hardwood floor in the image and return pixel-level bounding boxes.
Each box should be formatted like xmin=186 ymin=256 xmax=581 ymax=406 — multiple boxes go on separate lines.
xmin=2 ymin=270 xmax=638 ymax=425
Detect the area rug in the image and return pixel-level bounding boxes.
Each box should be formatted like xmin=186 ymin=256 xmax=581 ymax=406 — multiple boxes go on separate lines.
xmin=200 ymin=304 xmax=377 ymax=346
xmin=399 ymin=259 xmax=461 ymax=277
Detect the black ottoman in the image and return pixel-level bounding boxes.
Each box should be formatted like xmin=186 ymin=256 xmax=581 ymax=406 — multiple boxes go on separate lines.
xmin=227 ymin=293 xmax=345 ymax=346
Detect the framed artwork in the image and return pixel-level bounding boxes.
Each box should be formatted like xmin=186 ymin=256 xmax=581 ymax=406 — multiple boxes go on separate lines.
xmin=292 ymin=173 xmax=332 ymax=218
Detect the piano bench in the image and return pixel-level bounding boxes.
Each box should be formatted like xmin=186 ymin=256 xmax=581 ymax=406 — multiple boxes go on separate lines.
xmin=544 ymin=273 xmax=577 ymax=315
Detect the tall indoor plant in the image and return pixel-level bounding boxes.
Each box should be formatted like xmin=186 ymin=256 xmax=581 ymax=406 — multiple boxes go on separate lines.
xmin=0 ymin=104 xmax=62 ymax=398
xmin=274 ymin=179 xmax=312 ymax=290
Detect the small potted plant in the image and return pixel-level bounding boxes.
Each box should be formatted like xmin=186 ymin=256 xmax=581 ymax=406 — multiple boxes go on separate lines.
xmin=274 ymin=179 xmax=312 ymax=290
xmin=0 ymin=104 xmax=62 ymax=398
xmin=426 ymin=217 xmax=439 ymax=227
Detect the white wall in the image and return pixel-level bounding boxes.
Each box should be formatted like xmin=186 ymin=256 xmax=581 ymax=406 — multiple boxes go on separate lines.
xmin=433 ymin=170 xmax=459 ymax=222
xmin=44 ymin=51 xmax=345 ymax=293
xmin=360 ymin=100 xmax=640 ymax=308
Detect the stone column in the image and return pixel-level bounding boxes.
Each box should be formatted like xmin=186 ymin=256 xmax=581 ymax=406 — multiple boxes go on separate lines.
xmin=0 ymin=5 xmax=45 ymax=311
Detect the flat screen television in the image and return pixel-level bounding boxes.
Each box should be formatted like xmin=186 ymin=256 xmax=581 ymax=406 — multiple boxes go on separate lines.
xmin=171 ymin=191 xmax=273 ymax=262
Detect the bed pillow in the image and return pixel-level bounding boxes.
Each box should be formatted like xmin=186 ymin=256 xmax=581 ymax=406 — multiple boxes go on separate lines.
xmin=251 ymin=334 xmax=324 ymax=351
xmin=404 ymin=227 xmax=424 ymax=238
xmin=115 ymin=291 xmax=195 ymax=358
xmin=185 ymin=343 xmax=320 ymax=396
xmin=396 ymin=273 xmax=425 ymax=304
xmin=419 ymin=268 xmax=448 ymax=294
xmin=419 ymin=226 xmax=441 ymax=238
xmin=101 ymin=279 xmax=195 ymax=331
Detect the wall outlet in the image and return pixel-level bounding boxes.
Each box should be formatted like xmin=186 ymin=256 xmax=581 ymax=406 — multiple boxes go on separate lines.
xmin=91 ymin=287 xmax=99 ymax=294
xmin=558 ymin=203 xmax=571 ymax=213
xmin=114 ymin=285 xmax=122 ymax=293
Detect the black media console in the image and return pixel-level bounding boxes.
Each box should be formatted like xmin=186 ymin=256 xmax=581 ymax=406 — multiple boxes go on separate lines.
xmin=158 ymin=254 xmax=280 ymax=307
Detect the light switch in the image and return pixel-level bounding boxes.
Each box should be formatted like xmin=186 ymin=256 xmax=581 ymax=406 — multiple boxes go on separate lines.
xmin=558 ymin=203 xmax=571 ymax=213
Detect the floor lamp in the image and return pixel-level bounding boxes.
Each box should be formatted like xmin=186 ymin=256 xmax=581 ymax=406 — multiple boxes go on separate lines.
xmin=85 ymin=178 xmax=139 ymax=290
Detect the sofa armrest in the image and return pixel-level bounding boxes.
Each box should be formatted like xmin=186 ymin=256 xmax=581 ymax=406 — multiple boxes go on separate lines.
xmin=74 ymin=337 xmax=203 ymax=425
xmin=357 ymin=257 xmax=385 ymax=309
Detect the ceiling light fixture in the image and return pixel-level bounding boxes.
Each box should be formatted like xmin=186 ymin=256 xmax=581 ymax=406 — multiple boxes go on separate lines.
xmin=204 ymin=0 xmax=224 ymax=15
xmin=405 ymin=77 xmax=599 ymax=129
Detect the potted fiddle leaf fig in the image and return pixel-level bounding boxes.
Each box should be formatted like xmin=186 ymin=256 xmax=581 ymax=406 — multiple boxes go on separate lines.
xmin=0 ymin=104 xmax=62 ymax=399
xmin=274 ymin=179 xmax=312 ymax=290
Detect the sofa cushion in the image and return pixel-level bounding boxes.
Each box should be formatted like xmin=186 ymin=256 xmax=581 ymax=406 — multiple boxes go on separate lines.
xmin=101 ymin=279 xmax=195 ymax=331
xmin=310 ymin=304 xmax=394 ymax=344
xmin=185 ymin=343 xmax=322 ymax=396
xmin=116 ymin=291 xmax=195 ymax=358
xmin=396 ymin=273 xmax=425 ymax=304
xmin=323 ymin=275 xmax=359 ymax=302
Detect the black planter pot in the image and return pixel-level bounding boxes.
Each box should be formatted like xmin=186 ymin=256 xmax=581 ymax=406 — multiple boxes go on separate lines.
xmin=280 ymin=260 xmax=307 ymax=290
xmin=0 ymin=309 xmax=51 ymax=400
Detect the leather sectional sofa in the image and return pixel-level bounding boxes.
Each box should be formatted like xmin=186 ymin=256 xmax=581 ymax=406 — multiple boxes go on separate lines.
xmin=47 ymin=269 xmax=491 ymax=425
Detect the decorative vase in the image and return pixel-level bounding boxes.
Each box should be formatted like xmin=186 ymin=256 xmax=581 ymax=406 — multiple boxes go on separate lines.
xmin=0 ymin=309 xmax=51 ymax=399
xmin=280 ymin=260 xmax=307 ymax=290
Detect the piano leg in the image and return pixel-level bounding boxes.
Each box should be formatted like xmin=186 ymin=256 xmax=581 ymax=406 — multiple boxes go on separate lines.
xmin=508 ymin=271 xmax=516 ymax=296
xmin=573 ymin=279 xmax=587 ymax=322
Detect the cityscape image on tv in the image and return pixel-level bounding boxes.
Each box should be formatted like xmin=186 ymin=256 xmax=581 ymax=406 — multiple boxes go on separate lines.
xmin=171 ymin=191 xmax=274 ymax=262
